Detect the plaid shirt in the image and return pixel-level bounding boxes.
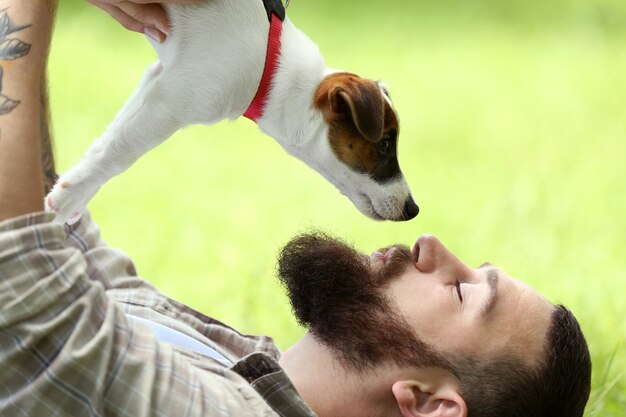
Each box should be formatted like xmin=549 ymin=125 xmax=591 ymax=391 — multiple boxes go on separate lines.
xmin=0 ymin=212 xmax=316 ymax=417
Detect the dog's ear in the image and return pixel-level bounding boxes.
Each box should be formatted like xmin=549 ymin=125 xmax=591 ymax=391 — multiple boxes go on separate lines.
xmin=326 ymin=78 xmax=385 ymax=143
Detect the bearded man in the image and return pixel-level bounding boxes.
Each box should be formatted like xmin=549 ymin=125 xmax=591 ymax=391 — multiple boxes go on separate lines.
xmin=0 ymin=1 xmax=591 ymax=417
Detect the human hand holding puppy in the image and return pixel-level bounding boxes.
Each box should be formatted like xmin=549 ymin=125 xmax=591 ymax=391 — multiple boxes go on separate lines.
xmin=87 ymin=0 xmax=201 ymax=42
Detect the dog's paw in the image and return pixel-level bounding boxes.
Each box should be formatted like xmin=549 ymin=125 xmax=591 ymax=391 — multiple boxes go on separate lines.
xmin=46 ymin=176 xmax=99 ymax=225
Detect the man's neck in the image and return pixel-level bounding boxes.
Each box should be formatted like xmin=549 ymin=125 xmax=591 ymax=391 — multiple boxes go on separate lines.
xmin=279 ymin=333 xmax=402 ymax=417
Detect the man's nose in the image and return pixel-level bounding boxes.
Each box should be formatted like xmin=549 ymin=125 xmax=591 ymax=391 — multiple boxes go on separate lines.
xmin=414 ymin=234 xmax=470 ymax=276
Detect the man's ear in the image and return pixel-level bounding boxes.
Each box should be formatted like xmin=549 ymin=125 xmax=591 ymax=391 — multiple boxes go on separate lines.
xmin=392 ymin=380 xmax=468 ymax=417
xmin=328 ymin=81 xmax=385 ymax=143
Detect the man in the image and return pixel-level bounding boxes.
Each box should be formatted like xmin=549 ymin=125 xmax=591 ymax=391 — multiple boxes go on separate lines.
xmin=0 ymin=2 xmax=591 ymax=417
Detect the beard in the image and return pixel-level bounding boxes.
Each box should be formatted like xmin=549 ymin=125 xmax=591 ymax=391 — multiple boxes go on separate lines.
xmin=276 ymin=232 xmax=447 ymax=372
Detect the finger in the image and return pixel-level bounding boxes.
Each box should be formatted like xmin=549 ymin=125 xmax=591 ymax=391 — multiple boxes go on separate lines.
xmin=116 ymin=1 xmax=170 ymax=34
xmin=90 ymin=1 xmax=167 ymax=42
xmin=91 ymin=1 xmax=144 ymax=34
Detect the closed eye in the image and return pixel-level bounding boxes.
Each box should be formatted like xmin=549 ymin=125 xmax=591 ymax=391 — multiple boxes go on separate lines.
xmin=455 ymin=280 xmax=463 ymax=302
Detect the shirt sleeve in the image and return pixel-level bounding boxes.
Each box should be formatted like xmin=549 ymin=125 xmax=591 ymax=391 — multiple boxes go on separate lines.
xmin=0 ymin=212 xmax=277 ymax=417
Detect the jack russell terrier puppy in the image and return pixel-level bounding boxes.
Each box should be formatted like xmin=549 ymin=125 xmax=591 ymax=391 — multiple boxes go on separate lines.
xmin=47 ymin=0 xmax=419 ymax=224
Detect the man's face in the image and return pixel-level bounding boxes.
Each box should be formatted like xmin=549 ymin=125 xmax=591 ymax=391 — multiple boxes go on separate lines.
xmin=277 ymin=233 xmax=553 ymax=370
xmin=373 ymin=235 xmax=554 ymax=366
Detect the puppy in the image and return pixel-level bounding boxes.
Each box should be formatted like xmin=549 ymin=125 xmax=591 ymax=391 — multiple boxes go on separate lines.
xmin=47 ymin=0 xmax=419 ymax=224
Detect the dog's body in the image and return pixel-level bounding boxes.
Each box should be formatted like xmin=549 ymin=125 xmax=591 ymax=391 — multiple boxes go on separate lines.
xmin=47 ymin=0 xmax=418 ymax=223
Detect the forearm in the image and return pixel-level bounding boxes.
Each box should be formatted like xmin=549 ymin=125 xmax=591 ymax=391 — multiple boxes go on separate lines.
xmin=40 ymin=70 xmax=57 ymax=195
xmin=0 ymin=1 xmax=56 ymax=221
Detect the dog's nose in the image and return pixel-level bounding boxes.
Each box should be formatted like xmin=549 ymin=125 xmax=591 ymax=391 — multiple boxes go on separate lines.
xmin=403 ymin=196 xmax=419 ymax=220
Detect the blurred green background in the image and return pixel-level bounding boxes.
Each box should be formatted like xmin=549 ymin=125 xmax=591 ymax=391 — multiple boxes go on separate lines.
xmin=49 ymin=0 xmax=625 ymax=414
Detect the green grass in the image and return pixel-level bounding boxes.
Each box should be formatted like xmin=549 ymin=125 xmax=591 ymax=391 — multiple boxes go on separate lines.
xmin=50 ymin=0 xmax=625 ymax=414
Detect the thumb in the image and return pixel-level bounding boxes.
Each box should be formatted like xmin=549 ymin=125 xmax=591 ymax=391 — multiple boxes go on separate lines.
xmin=116 ymin=1 xmax=170 ymax=35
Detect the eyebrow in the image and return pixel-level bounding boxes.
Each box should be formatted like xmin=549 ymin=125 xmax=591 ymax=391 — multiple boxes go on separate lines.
xmin=478 ymin=269 xmax=500 ymax=316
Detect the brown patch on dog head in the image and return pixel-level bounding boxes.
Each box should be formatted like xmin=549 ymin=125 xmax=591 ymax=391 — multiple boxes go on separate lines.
xmin=314 ymin=73 xmax=400 ymax=182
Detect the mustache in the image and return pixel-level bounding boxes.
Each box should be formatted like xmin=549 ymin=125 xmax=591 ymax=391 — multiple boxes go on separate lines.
xmin=374 ymin=244 xmax=413 ymax=284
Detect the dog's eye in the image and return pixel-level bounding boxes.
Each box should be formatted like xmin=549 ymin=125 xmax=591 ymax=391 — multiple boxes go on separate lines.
xmin=376 ymin=138 xmax=391 ymax=154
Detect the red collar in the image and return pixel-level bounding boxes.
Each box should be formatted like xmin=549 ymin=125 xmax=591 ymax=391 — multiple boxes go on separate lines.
xmin=243 ymin=14 xmax=283 ymax=122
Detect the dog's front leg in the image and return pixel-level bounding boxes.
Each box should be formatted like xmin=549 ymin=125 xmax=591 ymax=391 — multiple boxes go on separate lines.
xmin=47 ymin=62 xmax=184 ymax=224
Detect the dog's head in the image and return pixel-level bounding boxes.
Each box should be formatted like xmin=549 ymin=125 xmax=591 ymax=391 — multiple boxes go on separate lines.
xmin=311 ymin=72 xmax=418 ymax=221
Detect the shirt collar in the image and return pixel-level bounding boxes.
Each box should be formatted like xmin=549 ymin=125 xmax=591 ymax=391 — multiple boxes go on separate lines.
xmin=232 ymin=352 xmax=317 ymax=417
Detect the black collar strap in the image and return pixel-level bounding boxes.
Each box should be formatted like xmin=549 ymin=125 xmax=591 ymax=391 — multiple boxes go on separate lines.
xmin=262 ymin=0 xmax=286 ymax=22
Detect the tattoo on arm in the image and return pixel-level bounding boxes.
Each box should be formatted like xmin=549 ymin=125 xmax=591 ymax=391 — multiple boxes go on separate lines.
xmin=0 ymin=8 xmax=32 ymax=116
xmin=0 ymin=8 xmax=55 ymax=191
xmin=40 ymin=73 xmax=57 ymax=193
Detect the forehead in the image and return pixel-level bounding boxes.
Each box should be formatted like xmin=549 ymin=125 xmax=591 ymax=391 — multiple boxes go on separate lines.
xmin=478 ymin=273 xmax=553 ymax=366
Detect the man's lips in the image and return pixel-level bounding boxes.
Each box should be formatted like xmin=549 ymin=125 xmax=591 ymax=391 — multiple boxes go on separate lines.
xmin=370 ymin=247 xmax=398 ymax=264
xmin=370 ymin=236 xmax=433 ymax=274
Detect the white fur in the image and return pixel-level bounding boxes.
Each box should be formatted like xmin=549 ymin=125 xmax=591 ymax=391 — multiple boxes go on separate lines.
xmin=47 ymin=0 xmax=414 ymax=224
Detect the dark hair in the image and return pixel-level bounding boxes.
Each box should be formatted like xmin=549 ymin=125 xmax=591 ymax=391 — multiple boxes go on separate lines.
xmin=455 ymin=305 xmax=592 ymax=417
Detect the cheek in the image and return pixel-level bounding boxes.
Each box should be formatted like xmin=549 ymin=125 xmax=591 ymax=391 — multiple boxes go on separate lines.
xmin=388 ymin=278 xmax=453 ymax=343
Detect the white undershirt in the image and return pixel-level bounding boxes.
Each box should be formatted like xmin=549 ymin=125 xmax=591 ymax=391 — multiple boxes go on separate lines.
xmin=126 ymin=314 xmax=234 ymax=367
